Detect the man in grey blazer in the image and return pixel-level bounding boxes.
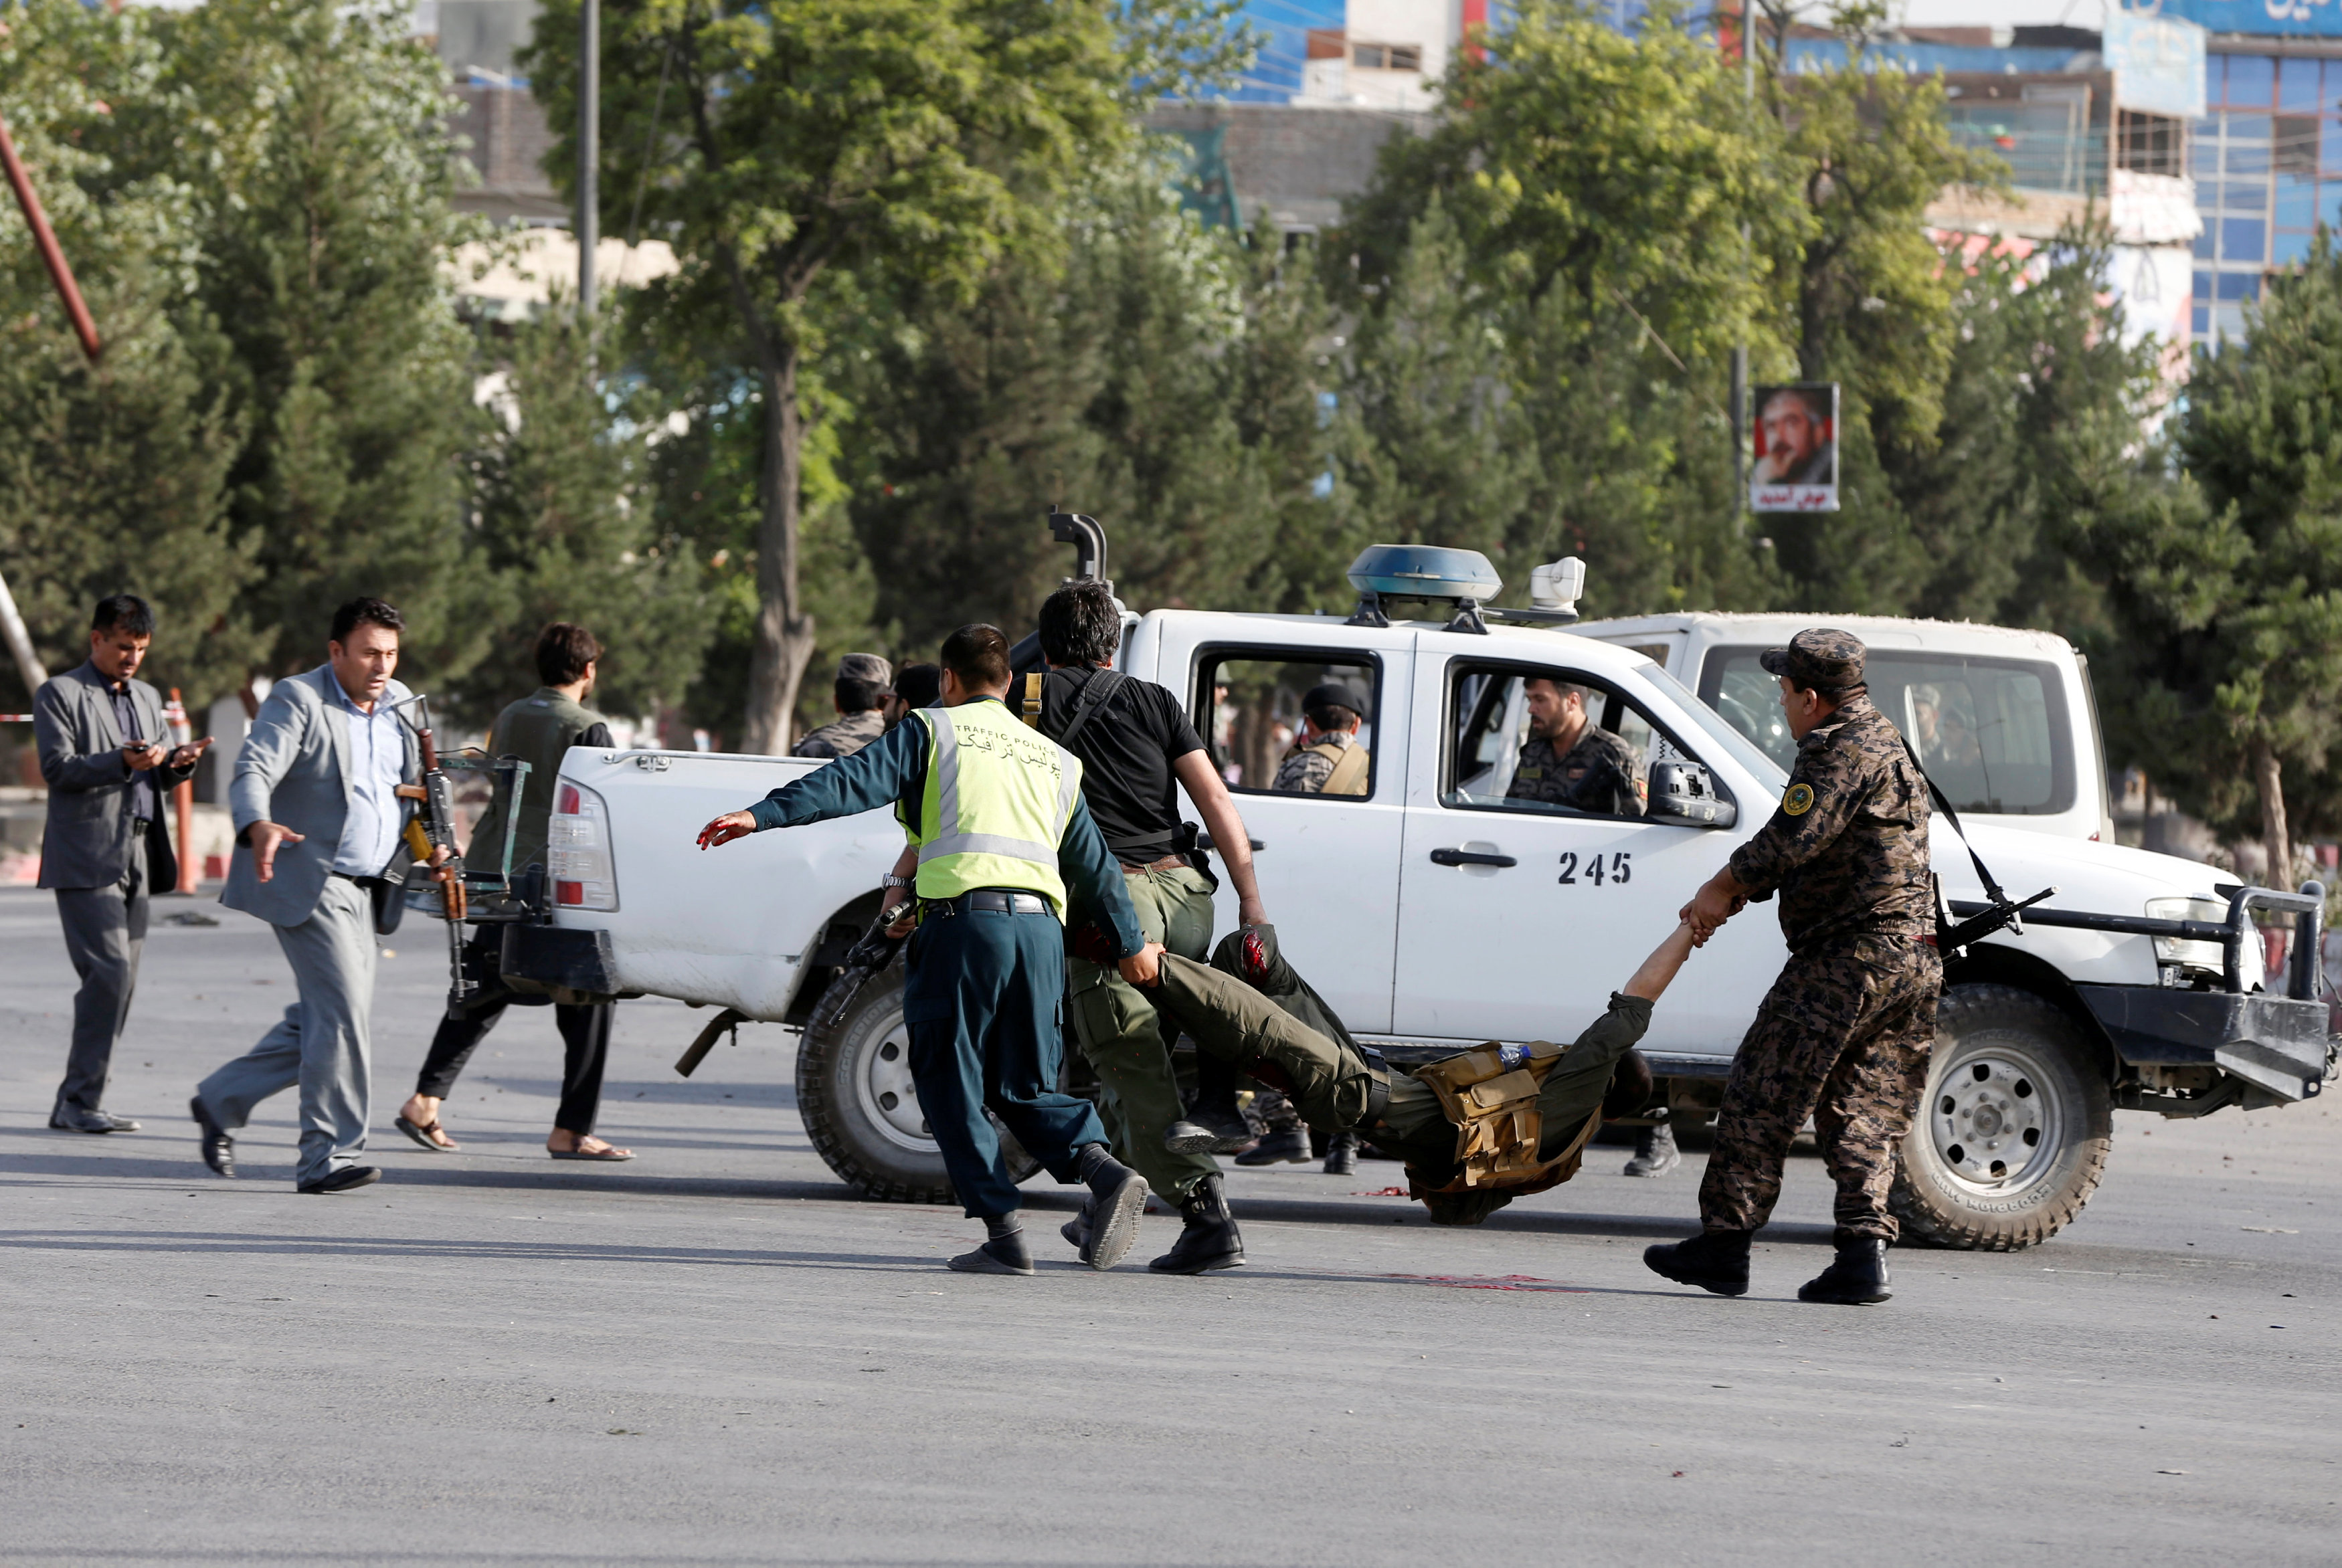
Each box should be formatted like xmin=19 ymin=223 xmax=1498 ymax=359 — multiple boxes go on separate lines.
xmin=191 ymin=597 xmax=437 ymax=1193
xmin=35 ymin=594 xmax=211 ymax=1133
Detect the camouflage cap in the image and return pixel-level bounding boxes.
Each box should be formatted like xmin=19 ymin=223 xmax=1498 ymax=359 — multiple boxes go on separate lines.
xmin=837 ymin=652 xmax=893 ymax=686
xmin=1759 ymin=628 xmax=1866 ymax=693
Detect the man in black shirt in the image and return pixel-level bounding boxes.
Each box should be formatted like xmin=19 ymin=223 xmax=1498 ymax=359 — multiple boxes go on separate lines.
xmin=1021 ymin=581 xmax=1269 ymax=1274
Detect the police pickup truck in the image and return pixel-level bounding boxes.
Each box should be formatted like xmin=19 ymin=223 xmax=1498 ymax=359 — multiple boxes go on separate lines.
xmin=507 ymin=529 xmax=2334 ymax=1252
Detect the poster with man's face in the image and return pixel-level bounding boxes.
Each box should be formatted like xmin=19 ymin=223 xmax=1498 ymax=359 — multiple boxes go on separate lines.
xmin=1750 ymin=383 xmax=1838 ymax=512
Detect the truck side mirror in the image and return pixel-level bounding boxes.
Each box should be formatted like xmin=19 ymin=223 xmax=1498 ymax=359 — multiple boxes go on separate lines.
xmin=1647 ymin=760 xmax=1737 ymax=829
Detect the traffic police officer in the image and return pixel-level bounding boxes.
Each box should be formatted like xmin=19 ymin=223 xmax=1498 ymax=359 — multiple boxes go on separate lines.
xmin=1644 ymin=629 xmax=1938 ymax=1306
xmin=699 ymin=624 xmax=1158 ymax=1276
xmin=1020 ymin=579 xmax=1271 ymax=1274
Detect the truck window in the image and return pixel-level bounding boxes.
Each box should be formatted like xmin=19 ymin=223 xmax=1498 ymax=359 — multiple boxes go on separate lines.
xmin=1443 ymin=662 xmax=1680 ymax=819
xmin=1699 ymin=647 xmax=2075 ymax=814
xmin=1194 ymin=652 xmax=1380 ymax=797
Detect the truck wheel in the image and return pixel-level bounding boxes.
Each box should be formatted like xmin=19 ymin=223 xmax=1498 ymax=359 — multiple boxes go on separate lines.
xmin=795 ymin=963 xmax=1040 ymax=1203
xmin=1890 ymin=983 xmax=2112 ymax=1252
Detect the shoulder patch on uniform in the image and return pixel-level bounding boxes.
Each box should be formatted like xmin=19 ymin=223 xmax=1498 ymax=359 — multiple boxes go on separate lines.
xmin=1783 ymin=782 xmax=1815 ymax=816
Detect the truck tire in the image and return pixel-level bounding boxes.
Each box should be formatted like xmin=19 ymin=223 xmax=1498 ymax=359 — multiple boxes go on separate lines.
xmin=795 ymin=962 xmax=1039 ymax=1203
xmin=1890 ymin=983 xmax=2112 ymax=1251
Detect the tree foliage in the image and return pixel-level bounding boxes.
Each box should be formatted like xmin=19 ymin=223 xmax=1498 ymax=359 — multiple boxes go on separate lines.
xmin=2067 ymin=239 xmax=2342 ymax=878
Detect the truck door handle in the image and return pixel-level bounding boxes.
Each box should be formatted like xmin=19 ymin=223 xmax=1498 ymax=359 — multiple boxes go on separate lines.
xmin=1430 ymin=848 xmax=1516 ymax=868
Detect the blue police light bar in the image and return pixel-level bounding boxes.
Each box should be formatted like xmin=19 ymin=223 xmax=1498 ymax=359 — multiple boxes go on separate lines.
xmin=1345 ymin=544 xmax=1504 ymax=603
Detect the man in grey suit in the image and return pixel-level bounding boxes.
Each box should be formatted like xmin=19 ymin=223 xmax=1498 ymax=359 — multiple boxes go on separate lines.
xmin=191 ymin=597 xmax=439 ymax=1193
xmin=35 ymin=594 xmax=211 ymax=1133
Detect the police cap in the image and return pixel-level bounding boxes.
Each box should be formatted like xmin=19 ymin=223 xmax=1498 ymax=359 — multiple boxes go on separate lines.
xmin=837 ymin=652 xmax=893 ymax=686
xmin=1303 ymin=682 xmax=1368 ymax=719
xmin=1759 ymin=628 xmax=1865 ymax=694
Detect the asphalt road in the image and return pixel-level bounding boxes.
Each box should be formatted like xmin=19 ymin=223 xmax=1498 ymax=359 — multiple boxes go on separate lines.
xmin=2 ymin=886 xmax=2337 ymax=1566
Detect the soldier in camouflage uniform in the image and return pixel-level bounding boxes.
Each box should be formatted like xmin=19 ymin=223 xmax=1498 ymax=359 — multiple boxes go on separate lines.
xmin=1271 ymin=683 xmax=1371 ymax=795
xmin=1645 ymin=628 xmax=1939 ymax=1307
xmin=1506 ymin=677 xmax=1645 ymax=818
xmin=792 ymin=654 xmax=892 ymax=759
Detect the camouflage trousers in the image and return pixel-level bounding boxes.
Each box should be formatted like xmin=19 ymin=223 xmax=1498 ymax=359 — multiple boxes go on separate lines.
xmin=1698 ymin=934 xmax=1941 ymax=1244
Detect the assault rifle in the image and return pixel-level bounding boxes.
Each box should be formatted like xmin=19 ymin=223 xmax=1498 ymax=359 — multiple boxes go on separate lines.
xmin=1902 ymin=737 xmax=2055 ymax=958
xmin=393 ymin=694 xmax=470 ymax=1007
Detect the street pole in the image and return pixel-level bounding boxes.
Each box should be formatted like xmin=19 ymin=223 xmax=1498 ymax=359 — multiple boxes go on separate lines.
xmin=0 ymin=563 xmax=47 ymax=700
xmin=1731 ymin=1 xmax=1754 ymax=532
xmin=577 ymin=0 xmax=600 ymax=326
xmin=0 ymin=110 xmax=102 ymax=363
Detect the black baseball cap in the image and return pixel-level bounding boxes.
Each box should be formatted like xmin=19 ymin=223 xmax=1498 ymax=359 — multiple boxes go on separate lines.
xmin=1759 ymin=628 xmax=1866 ymax=694
xmin=1302 ymin=682 xmax=1368 ymax=718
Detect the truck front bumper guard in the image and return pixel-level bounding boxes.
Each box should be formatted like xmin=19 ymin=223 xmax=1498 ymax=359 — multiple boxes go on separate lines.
xmin=1952 ymin=882 xmax=2334 ymax=1102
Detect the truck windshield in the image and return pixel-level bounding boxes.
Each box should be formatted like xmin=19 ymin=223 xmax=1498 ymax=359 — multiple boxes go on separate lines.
xmin=1697 ymin=647 xmax=2074 ymax=815
xmin=1641 ymin=664 xmax=1789 ymax=792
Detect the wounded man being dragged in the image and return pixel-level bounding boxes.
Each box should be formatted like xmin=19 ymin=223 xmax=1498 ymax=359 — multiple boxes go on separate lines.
xmin=1073 ymin=919 xmax=1699 ymax=1234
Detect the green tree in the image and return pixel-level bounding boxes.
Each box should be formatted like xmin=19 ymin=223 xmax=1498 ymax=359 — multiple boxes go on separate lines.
xmin=452 ymin=310 xmax=710 ymax=724
xmin=1338 ymin=199 xmax=1535 ymax=569
xmin=137 ymin=0 xmax=494 ymax=682
xmin=529 ymin=0 xmax=1152 ymax=751
xmin=0 ymin=0 xmax=257 ymax=711
xmin=2067 ymin=240 xmax=2342 ymax=883
xmin=831 ymin=159 xmax=1344 ymax=653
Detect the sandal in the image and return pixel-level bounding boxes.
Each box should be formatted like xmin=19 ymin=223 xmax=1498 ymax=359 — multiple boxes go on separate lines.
xmin=549 ymin=1141 xmax=633 ymax=1161
xmin=395 ymin=1114 xmax=458 ymax=1153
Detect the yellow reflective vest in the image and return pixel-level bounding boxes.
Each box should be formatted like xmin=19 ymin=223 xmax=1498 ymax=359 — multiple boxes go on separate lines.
xmin=907 ymin=698 xmax=1083 ymax=915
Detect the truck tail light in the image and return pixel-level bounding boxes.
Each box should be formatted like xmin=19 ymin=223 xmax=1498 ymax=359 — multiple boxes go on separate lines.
xmin=549 ymin=779 xmax=618 ymax=910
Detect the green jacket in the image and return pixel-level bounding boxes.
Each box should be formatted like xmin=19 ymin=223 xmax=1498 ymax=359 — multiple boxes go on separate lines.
xmin=471 ymin=687 xmax=613 ymax=876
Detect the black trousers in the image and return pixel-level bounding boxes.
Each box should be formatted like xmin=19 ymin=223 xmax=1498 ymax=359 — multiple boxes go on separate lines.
xmin=413 ymin=926 xmax=614 ymax=1135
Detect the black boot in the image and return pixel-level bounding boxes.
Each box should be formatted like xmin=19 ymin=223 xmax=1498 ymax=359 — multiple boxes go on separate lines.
xmin=1322 ymin=1131 xmax=1358 ymax=1176
xmin=1622 ymin=1124 xmax=1681 ymax=1178
xmin=1075 ymin=1143 xmax=1150 ymax=1270
xmin=1643 ymin=1229 xmax=1752 ymax=1297
xmin=1798 ymin=1237 xmax=1892 ymax=1304
xmin=1164 ymin=1057 xmax=1254 ymax=1155
xmin=1234 ymin=1124 xmax=1311 ymax=1166
xmin=1149 ymin=1173 xmax=1245 ymax=1274
xmin=1060 ymin=1197 xmax=1093 ymax=1263
xmin=949 ymin=1215 xmax=1035 ymax=1275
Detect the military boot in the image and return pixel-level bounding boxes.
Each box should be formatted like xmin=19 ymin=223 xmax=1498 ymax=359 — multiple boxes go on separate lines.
xmin=1234 ymin=1124 xmax=1311 ymax=1166
xmin=1797 ymin=1237 xmax=1892 ymax=1305
xmin=1165 ymin=1050 xmax=1255 ymax=1155
xmin=1322 ymin=1131 xmax=1359 ymax=1176
xmin=1643 ymin=1228 xmax=1752 ymax=1296
xmin=1061 ymin=1197 xmax=1094 ymax=1264
xmin=1622 ymin=1124 xmax=1681 ymax=1178
xmin=1148 ymin=1173 xmax=1245 ymax=1274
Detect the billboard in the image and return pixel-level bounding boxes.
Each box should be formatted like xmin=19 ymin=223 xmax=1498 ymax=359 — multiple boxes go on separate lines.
xmin=1750 ymin=383 xmax=1838 ymax=513
xmin=2163 ymin=0 xmax=2342 ymax=37
xmin=2105 ymin=10 xmax=2208 ymax=120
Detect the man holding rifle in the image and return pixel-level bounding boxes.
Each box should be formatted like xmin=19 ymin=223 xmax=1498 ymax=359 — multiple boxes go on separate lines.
xmin=191 ymin=598 xmax=442 ymax=1193
xmin=1644 ymin=629 xmax=1939 ymax=1306
xmin=395 ymin=623 xmax=632 ymax=1161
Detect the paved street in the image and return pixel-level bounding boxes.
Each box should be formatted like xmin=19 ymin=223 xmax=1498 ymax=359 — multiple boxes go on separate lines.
xmin=2 ymin=885 xmax=2337 ymax=1565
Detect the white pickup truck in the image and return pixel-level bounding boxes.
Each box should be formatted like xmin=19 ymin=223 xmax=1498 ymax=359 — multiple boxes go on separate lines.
xmin=504 ymin=542 xmax=2333 ymax=1251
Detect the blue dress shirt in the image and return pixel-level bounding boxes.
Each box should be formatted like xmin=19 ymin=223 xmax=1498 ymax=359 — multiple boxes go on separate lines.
xmin=329 ymin=674 xmax=406 ymax=877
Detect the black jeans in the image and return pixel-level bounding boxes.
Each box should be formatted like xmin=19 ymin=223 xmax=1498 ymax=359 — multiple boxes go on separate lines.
xmin=413 ymin=926 xmax=614 ymax=1135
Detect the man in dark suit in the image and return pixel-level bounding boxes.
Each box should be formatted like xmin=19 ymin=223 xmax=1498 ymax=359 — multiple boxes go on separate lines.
xmin=35 ymin=594 xmax=210 ymax=1133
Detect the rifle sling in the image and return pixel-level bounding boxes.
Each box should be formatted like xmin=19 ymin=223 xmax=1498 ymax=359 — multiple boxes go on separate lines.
xmin=1900 ymin=735 xmax=2007 ymax=906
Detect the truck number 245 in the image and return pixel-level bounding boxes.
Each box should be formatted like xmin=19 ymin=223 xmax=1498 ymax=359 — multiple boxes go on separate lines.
xmin=1557 ymin=852 xmax=1631 ymax=886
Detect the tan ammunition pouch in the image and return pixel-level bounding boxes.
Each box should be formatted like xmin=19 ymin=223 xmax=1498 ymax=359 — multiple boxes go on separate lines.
xmin=1281 ymin=738 xmax=1369 ymax=796
xmin=1407 ymin=1040 xmax=1602 ymax=1199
